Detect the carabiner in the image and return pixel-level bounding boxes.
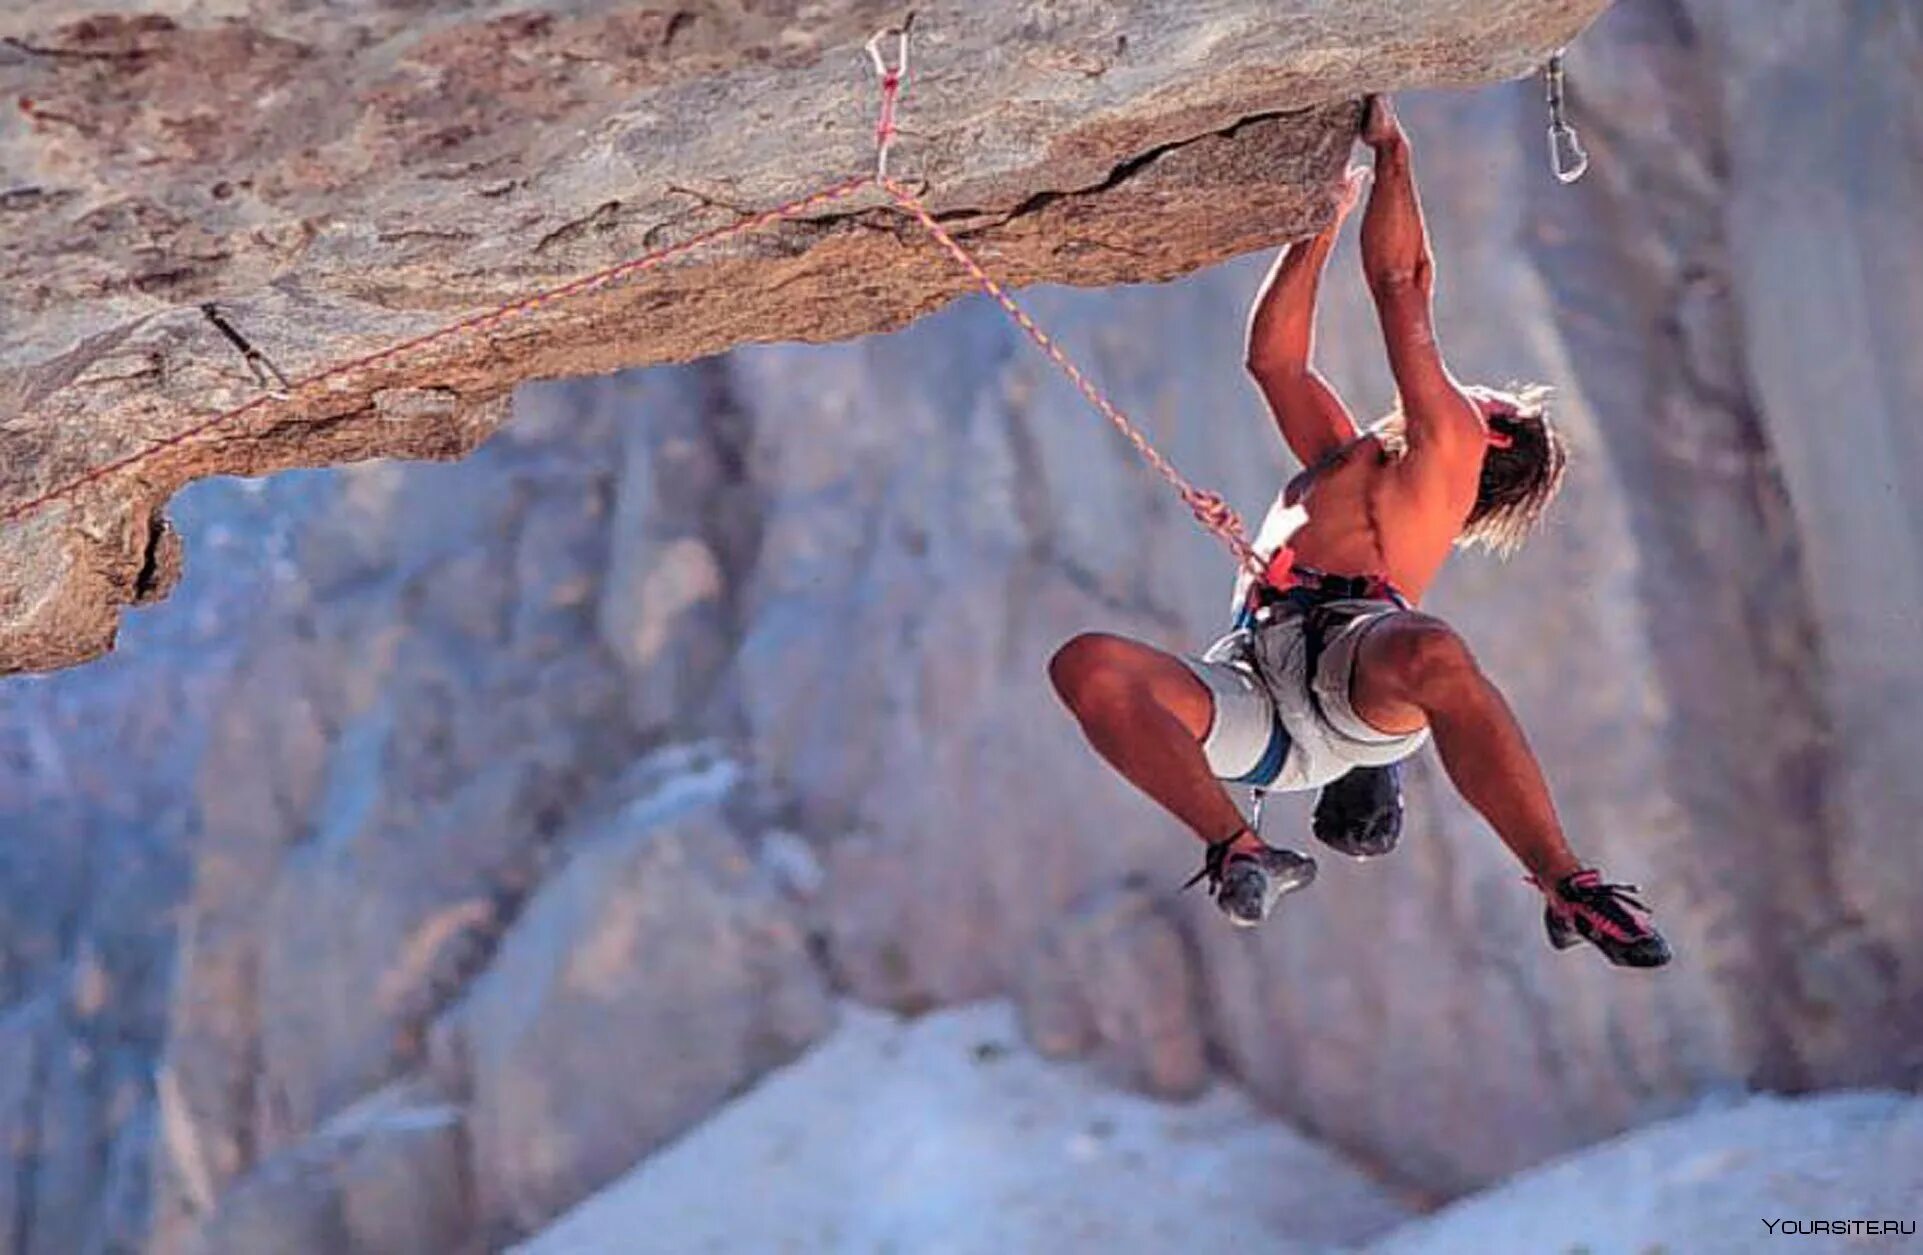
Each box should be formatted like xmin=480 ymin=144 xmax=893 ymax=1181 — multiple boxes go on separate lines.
xmin=1544 ymin=52 xmax=1589 ymax=184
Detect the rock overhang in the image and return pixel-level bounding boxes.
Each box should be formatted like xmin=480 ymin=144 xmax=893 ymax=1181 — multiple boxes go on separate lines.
xmin=0 ymin=0 xmax=1608 ymax=673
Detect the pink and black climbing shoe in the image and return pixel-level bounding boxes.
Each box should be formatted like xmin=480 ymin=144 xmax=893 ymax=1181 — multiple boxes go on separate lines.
xmin=1538 ymin=869 xmax=1671 ymax=968
xmin=1184 ymin=833 xmax=1317 ymax=928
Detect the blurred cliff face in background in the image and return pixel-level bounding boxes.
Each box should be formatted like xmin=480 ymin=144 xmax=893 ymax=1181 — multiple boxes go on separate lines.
xmin=2 ymin=2 xmax=1920 ymax=1252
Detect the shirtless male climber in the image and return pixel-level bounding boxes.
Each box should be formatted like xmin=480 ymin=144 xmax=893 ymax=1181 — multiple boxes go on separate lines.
xmin=1048 ymin=98 xmax=1670 ymax=968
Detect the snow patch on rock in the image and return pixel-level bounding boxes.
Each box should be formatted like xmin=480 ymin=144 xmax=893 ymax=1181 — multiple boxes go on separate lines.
xmin=517 ymin=1001 xmax=1412 ymax=1254
xmin=1369 ymin=1091 xmax=1923 ymax=1255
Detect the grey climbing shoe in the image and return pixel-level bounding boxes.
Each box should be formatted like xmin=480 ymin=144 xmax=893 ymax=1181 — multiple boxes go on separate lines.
xmin=1183 ymin=833 xmax=1318 ymax=928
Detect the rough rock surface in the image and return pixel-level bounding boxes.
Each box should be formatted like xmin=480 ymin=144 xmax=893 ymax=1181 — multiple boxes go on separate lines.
xmin=184 ymin=1081 xmax=469 ymax=1255
xmin=0 ymin=0 xmax=1604 ymax=673
xmin=1015 ymin=879 xmax=1210 ymax=1100
xmin=521 ymin=1037 xmax=1922 ymax=1255
xmin=148 ymin=733 xmax=835 ymax=1253
xmin=521 ymin=1043 xmax=1923 ymax=1255
xmin=0 ymin=1 xmax=1920 ymax=1252
xmin=517 ymin=1001 xmax=1413 ymax=1255
xmin=429 ymin=747 xmax=835 ymax=1245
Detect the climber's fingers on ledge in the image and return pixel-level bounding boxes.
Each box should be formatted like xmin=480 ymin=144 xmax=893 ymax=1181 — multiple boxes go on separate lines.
xmin=1360 ymin=94 xmax=1403 ymax=148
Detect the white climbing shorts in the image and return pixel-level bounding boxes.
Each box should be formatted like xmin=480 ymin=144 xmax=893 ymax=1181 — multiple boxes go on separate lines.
xmin=1180 ymin=597 xmax=1430 ymax=793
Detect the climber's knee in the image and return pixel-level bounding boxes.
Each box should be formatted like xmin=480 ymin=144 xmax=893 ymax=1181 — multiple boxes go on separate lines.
xmin=1049 ymin=633 xmax=1214 ymax=741
xmin=1349 ymin=611 xmax=1480 ymax=727
xmin=1049 ymin=633 xmax=1147 ymax=714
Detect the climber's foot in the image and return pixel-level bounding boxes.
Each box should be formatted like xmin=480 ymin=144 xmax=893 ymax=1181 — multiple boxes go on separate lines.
xmin=1183 ymin=830 xmax=1317 ymax=928
xmin=1537 ymin=869 xmax=1672 ymax=968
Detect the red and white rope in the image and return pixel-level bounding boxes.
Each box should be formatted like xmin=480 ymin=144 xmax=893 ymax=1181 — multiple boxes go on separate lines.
xmin=878 ymin=177 xmax=1263 ymax=578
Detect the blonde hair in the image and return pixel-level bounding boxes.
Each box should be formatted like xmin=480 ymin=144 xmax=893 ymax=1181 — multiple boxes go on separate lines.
xmin=1373 ymin=383 xmax=1566 ymax=558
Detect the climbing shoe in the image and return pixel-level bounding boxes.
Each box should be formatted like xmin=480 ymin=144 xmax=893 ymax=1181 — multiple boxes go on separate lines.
xmin=1536 ymin=869 xmax=1671 ymax=968
xmin=1312 ymin=764 xmax=1404 ymax=859
xmin=1183 ymin=832 xmax=1317 ymax=928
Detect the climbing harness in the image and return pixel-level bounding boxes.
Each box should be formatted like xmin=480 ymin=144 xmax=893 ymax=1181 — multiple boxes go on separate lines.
xmin=1 ymin=19 xmax=1265 ymax=589
xmin=1543 ymin=51 xmax=1588 ymax=184
xmin=200 ymin=303 xmax=292 ymax=398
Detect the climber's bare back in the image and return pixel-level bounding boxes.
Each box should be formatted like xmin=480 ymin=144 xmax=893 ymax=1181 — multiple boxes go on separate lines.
xmin=1280 ymin=419 xmax=1475 ymax=605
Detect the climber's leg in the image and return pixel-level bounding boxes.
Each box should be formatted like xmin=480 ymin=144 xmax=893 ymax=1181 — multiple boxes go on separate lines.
xmin=1345 ymin=611 xmax=1670 ymax=966
xmin=1047 ymin=633 xmax=1253 ymax=851
xmin=1345 ymin=611 xmax=1575 ymax=881
xmin=1049 ymin=633 xmax=1316 ymax=928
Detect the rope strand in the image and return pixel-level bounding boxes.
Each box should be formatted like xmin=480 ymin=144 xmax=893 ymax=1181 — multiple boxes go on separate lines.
xmin=878 ymin=177 xmax=1264 ymax=578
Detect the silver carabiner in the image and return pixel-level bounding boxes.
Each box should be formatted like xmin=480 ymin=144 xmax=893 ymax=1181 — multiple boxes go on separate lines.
xmin=1544 ymin=51 xmax=1589 ymax=184
xmin=864 ymin=15 xmax=912 ymax=83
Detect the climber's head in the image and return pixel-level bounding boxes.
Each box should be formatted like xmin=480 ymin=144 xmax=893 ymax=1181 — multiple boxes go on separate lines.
xmin=1446 ymin=384 xmax=1561 ymax=557
xmin=1458 ymin=383 xmax=1565 ymax=557
xmin=1372 ymin=382 xmax=1566 ymax=558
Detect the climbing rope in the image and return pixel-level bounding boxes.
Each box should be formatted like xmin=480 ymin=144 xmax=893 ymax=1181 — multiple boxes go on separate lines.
xmin=877 ymin=178 xmax=1260 ymax=576
xmin=3 ymin=20 xmax=1266 ymax=585
xmin=861 ymin=17 xmax=1259 ymax=575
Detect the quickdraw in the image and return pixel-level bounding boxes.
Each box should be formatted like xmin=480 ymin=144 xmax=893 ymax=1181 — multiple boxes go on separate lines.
xmin=200 ymin=303 xmax=293 ymax=399
xmin=1544 ymin=50 xmax=1589 ymax=184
